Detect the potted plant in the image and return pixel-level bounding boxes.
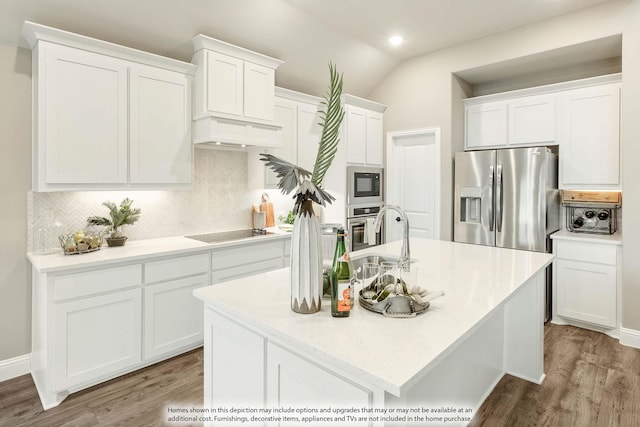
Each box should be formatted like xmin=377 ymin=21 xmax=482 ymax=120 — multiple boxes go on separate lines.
xmin=261 ymin=62 xmax=345 ymax=314
xmin=87 ymin=198 xmax=141 ymax=247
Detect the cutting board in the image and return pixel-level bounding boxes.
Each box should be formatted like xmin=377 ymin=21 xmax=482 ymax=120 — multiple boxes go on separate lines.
xmin=260 ymin=201 xmax=275 ymax=227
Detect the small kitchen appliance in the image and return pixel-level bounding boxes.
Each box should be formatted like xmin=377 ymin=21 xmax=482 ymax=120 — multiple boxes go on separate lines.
xmin=347 ymin=166 xmax=383 ymax=205
xmin=562 ymin=190 xmax=621 ymax=235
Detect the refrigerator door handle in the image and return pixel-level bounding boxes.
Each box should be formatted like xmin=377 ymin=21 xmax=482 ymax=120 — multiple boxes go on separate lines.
xmin=488 ymin=165 xmax=494 ymax=232
xmin=496 ymin=164 xmax=503 ymax=232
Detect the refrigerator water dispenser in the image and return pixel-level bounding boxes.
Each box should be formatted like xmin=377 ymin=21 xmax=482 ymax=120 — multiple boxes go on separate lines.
xmin=459 ymin=187 xmax=482 ymax=224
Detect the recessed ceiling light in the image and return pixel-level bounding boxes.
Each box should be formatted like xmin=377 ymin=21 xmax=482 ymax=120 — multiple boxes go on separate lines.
xmin=388 ymin=35 xmax=404 ymax=46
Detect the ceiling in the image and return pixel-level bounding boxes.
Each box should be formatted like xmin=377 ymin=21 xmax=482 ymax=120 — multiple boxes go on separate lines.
xmin=0 ymin=0 xmax=619 ymax=97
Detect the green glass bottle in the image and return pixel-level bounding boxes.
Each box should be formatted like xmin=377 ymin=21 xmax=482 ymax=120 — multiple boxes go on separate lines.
xmin=331 ymin=228 xmax=354 ymax=317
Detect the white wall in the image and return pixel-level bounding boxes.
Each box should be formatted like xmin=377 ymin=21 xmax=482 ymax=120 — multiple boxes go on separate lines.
xmin=621 ymin=0 xmax=640 ymax=330
xmin=369 ymin=0 xmax=640 ymax=330
xmin=0 ymin=42 xmax=31 ymax=360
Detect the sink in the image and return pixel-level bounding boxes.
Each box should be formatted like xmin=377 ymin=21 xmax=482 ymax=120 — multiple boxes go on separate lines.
xmin=350 ymin=253 xmax=415 ymax=272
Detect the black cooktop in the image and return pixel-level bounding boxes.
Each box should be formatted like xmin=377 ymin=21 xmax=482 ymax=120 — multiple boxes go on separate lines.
xmin=185 ymin=229 xmax=273 ymax=244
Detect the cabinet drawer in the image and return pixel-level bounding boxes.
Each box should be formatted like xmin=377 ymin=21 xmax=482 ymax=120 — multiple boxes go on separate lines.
xmin=145 ymin=252 xmax=210 ymax=284
xmin=54 ymin=264 xmax=142 ymax=301
xmin=211 ymin=258 xmax=283 ymax=285
xmin=555 ymin=241 xmax=617 ymax=265
xmin=211 ymin=240 xmax=283 ymax=270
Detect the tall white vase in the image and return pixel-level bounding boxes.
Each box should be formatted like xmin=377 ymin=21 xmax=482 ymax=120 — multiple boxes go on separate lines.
xmin=290 ymin=199 xmax=322 ymax=314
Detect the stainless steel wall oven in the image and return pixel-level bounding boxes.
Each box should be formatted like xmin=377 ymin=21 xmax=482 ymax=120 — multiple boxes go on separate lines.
xmin=346 ymin=204 xmax=383 ymax=252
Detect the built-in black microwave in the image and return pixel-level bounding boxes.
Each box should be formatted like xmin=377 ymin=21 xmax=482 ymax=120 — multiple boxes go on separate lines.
xmin=347 ymin=166 xmax=383 ymax=205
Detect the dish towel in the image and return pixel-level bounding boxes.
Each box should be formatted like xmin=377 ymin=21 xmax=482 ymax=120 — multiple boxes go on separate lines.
xmin=365 ymin=217 xmax=376 ymax=245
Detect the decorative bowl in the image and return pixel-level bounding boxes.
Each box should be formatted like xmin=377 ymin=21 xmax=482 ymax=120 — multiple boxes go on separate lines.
xmin=58 ymin=231 xmax=104 ymax=255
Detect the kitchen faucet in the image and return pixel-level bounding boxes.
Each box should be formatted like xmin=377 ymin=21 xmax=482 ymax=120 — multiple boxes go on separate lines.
xmin=373 ymin=205 xmax=410 ymax=270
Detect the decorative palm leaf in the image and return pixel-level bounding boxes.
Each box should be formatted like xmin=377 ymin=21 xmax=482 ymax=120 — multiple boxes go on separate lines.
xmin=311 ymin=62 xmax=345 ymax=187
xmin=259 ymin=154 xmax=312 ymax=195
xmin=260 ymin=62 xmax=345 ymax=213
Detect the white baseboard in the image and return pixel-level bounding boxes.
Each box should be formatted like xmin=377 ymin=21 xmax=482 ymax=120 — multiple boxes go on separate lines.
xmin=0 ymin=353 xmax=31 ymax=382
xmin=620 ymin=327 xmax=640 ymax=349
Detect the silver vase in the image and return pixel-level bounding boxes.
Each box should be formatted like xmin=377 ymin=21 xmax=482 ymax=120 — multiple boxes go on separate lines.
xmin=290 ymin=199 xmax=322 ymax=314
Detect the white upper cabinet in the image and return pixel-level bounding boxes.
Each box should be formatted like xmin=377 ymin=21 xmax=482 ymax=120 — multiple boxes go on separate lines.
xmin=508 ymin=94 xmax=556 ymax=145
xmin=129 ymin=65 xmax=192 ymax=184
xmin=244 ymin=62 xmax=276 ymax=122
xmin=191 ymin=35 xmax=283 ymax=147
xmin=559 ymin=82 xmax=621 ymax=190
xmin=296 ymin=100 xmax=323 ymax=172
xmin=465 ymin=93 xmax=556 ymax=150
xmin=205 ymin=51 xmax=244 ymax=118
xmin=42 ymin=44 xmax=129 ymax=185
xmin=21 ymin=21 xmax=196 ymax=192
xmin=463 ymin=74 xmax=621 ymax=189
xmin=465 ymin=101 xmax=509 ymax=149
xmin=247 ymin=88 xmax=319 ymax=190
xmin=343 ymin=95 xmax=386 ymax=166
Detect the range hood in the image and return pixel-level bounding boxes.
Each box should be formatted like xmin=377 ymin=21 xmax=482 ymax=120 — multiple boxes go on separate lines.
xmin=192 ymin=114 xmax=282 ymax=148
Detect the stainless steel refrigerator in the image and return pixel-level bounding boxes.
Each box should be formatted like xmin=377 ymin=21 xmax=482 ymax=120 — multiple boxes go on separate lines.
xmin=454 ymin=147 xmax=559 ymax=320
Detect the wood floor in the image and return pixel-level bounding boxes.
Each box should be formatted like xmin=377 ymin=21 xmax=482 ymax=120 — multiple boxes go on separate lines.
xmin=471 ymin=324 xmax=640 ymax=426
xmin=0 ymin=348 xmax=203 ymax=427
xmin=1 ymin=325 xmax=639 ymax=426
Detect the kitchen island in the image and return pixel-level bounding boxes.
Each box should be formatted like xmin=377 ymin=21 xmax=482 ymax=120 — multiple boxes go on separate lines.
xmin=193 ymin=238 xmax=553 ymax=426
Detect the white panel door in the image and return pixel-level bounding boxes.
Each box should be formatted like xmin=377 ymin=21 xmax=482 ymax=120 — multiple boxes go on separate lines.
xmin=559 ymin=83 xmax=620 ymax=188
xmin=465 ymin=101 xmax=508 ymax=149
xmin=365 ymin=111 xmax=384 ymax=165
xmin=508 ymin=94 xmax=556 ymax=145
xmin=266 ymin=343 xmax=370 ymax=426
xmin=54 ymin=289 xmax=142 ymax=390
xmin=264 ymin=96 xmax=298 ymax=187
xmin=243 ymin=62 xmax=275 ymax=122
xmin=206 ymin=311 xmax=265 ymax=407
xmin=346 ymin=105 xmax=367 ymax=164
xmin=387 ymin=129 xmax=440 ymax=241
xmin=129 ymin=65 xmax=192 ymax=184
xmin=296 ymin=102 xmax=322 ymax=172
xmin=143 ymin=274 xmax=206 ymax=360
xmin=44 ymin=43 xmax=128 ymax=184
xmin=556 ymin=258 xmax=617 ymax=328
xmin=206 ymin=51 xmax=243 ymax=118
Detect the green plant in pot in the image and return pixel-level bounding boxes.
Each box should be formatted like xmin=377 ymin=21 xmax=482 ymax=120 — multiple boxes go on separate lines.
xmin=87 ymin=198 xmax=141 ymax=247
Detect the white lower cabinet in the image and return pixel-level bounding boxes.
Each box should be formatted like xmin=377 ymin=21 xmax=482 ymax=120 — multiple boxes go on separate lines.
xmin=31 ymin=238 xmax=291 ymax=409
xmin=553 ymin=238 xmax=619 ymax=329
xmin=205 ymin=310 xmax=265 ymax=408
xmin=32 ymin=250 xmax=210 ymax=409
xmin=54 ymin=288 xmax=142 ymax=390
xmin=267 ymin=343 xmax=371 ymax=414
xmin=143 ymin=274 xmax=207 ymax=360
xmin=203 ymin=309 xmax=371 ymax=427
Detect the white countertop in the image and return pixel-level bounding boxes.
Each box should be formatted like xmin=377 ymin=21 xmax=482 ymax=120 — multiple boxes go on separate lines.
xmin=27 ymin=228 xmax=291 ymax=273
xmin=193 ymin=238 xmax=553 ymax=396
xmin=551 ymin=229 xmax=622 ymax=245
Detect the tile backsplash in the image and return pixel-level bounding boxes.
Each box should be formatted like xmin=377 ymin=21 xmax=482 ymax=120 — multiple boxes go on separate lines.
xmin=27 ymin=148 xmax=295 ymax=252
